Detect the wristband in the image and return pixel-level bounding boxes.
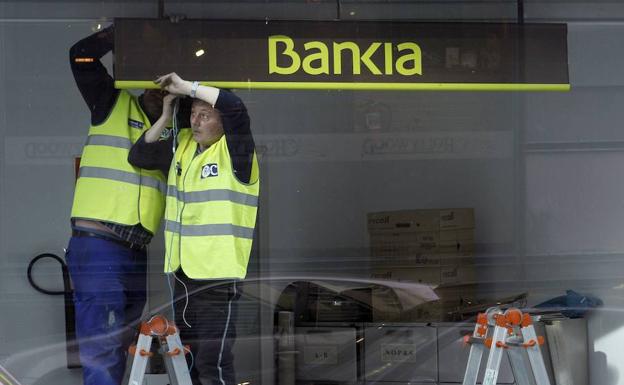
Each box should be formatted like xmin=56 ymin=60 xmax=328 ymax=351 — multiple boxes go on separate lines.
xmin=190 ymin=81 xmax=200 ymax=98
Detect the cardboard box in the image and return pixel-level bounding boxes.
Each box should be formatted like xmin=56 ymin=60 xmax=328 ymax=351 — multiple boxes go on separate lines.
xmin=369 ymin=252 xmax=475 ymax=268
xmin=368 ymin=208 xmax=475 ymax=260
xmin=440 ymin=265 xmax=477 ymax=285
xmin=439 ymin=229 xmax=475 ymax=253
xmin=367 ymin=208 xmax=474 ymax=233
xmin=369 ymin=230 xmax=475 ymax=258
xmin=370 ymin=265 xmax=476 ymax=286
xmin=370 ymin=291 xmax=464 ymax=322
xmin=367 ymin=208 xmax=477 ymax=321
xmin=371 ymin=266 xmax=442 ymax=284
xmin=371 ymin=285 xmax=479 ymax=322
xmin=370 ymin=266 xmax=478 ymax=322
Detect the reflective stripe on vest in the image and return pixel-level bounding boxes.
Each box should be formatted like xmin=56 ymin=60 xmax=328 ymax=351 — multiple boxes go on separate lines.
xmin=165 ymin=220 xmax=255 ymax=239
xmin=85 ymin=134 xmax=132 ymax=149
xmin=167 ymin=185 xmax=258 ymax=206
xmin=71 ymin=90 xmax=166 ymax=234
xmin=164 ymin=130 xmax=259 ymax=279
xmin=80 ymin=166 xmax=167 ymax=195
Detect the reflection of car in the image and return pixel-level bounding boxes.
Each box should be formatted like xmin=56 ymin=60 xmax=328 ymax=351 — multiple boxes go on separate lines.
xmin=6 ymin=273 xmax=584 ymax=385
xmin=5 ymin=275 xmax=437 ymax=385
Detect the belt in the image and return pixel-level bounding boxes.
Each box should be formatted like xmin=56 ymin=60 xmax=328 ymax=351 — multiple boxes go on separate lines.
xmin=71 ymin=230 xmax=146 ymax=251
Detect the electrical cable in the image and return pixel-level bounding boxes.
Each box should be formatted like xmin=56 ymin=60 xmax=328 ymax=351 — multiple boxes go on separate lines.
xmin=27 ymin=253 xmax=81 ymax=369
xmin=27 ymin=253 xmax=71 ymax=295
xmin=165 ymin=95 xmax=181 ymax=307
xmin=166 ymin=97 xmax=192 ymax=327
xmin=172 ymin=97 xmax=180 ymax=155
xmin=158 ymin=96 xmax=196 ymax=372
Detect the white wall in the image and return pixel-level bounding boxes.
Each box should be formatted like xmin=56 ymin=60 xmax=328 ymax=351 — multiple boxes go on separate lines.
xmin=523 ymin=22 xmax=624 ymax=385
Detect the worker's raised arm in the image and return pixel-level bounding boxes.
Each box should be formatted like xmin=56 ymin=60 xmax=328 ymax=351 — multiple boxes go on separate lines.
xmin=154 ymin=72 xmax=220 ymax=106
xmin=69 ymin=25 xmax=118 ymax=125
xmin=127 ymin=93 xmax=176 ymax=175
xmin=144 ymin=93 xmax=177 ymax=143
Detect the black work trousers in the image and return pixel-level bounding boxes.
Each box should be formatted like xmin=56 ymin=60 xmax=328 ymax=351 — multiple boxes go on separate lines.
xmin=174 ymin=272 xmax=240 ymax=385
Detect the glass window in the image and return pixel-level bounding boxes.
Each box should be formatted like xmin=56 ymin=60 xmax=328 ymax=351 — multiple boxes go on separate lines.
xmin=1 ymin=2 xmax=620 ymax=385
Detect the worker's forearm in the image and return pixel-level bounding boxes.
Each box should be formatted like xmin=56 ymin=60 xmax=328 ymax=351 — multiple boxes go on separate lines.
xmin=144 ymin=112 xmax=171 ymax=143
xmin=180 ymin=80 xmax=220 ymax=106
xmin=193 ymin=83 xmax=220 ymax=106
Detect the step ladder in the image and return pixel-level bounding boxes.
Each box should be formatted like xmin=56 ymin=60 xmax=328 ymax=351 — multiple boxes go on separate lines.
xmin=126 ymin=315 xmax=192 ymax=385
xmin=462 ymin=307 xmax=551 ymax=385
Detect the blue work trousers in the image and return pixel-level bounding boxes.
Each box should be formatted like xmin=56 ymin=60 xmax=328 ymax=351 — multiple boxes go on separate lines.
xmin=65 ymin=236 xmax=147 ymax=385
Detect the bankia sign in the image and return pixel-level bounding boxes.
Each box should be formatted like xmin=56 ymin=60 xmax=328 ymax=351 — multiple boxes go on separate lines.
xmin=114 ymin=18 xmax=569 ymax=91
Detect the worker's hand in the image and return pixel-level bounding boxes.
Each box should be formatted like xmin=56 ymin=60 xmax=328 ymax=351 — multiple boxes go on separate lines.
xmin=154 ymin=72 xmax=191 ymax=96
xmin=161 ymin=93 xmax=178 ymax=117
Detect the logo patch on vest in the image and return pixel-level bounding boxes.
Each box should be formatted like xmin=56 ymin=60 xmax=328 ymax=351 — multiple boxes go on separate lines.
xmin=201 ymin=163 xmax=219 ymax=178
xmin=128 ymin=119 xmax=144 ymax=129
xmin=159 ymin=128 xmax=172 ymax=140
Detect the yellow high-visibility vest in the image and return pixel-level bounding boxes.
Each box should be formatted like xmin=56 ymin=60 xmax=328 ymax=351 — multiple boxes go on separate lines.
xmin=164 ymin=129 xmax=259 ymax=279
xmin=71 ymin=90 xmax=166 ymax=234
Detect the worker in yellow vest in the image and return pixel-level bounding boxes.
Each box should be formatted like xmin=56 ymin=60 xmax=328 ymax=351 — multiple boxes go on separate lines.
xmin=67 ymin=29 xmax=190 ymax=385
xmin=129 ymin=72 xmax=259 ymax=385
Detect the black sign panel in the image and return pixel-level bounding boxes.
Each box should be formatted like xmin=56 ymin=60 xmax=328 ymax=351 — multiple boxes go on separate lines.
xmin=114 ymin=18 xmax=569 ymax=91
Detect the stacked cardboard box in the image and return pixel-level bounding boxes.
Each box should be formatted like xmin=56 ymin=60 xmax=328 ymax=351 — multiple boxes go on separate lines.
xmin=367 ymin=208 xmax=476 ymax=321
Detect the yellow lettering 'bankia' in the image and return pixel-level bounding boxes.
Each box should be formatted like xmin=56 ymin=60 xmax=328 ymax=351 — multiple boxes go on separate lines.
xmin=268 ymin=35 xmax=422 ymax=76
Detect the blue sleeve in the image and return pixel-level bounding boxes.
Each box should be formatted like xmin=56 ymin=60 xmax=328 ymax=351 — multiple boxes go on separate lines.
xmin=215 ymin=90 xmax=256 ymax=184
xmin=128 ymin=133 xmax=174 ymax=176
xmin=69 ymin=26 xmax=119 ymax=125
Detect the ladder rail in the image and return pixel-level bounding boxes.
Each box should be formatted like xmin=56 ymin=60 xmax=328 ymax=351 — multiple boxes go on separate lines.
xmin=127 ymin=334 xmax=153 ymax=385
xmin=482 ymin=324 xmax=508 ymax=385
xmin=462 ymin=342 xmax=485 ymax=385
xmin=507 ymin=346 xmax=536 ymax=385
xmin=521 ymin=323 xmax=552 ymax=385
xmin=462 ymin=313 xmax=490 ymax=385
xmin=164 ymin=333 xmax=194 ymax=385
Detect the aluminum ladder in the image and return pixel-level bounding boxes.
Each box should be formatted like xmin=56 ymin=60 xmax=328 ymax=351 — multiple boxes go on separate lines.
xmin=126 ymin=315 xmax=192 ymax=385
xmin=462 ymin=307 xmax=551 ymax=385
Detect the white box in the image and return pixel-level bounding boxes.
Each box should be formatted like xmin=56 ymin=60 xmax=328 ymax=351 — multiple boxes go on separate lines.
xmin=364 ymin=324 xmax=437 ymax=382
xmin=295 ymin=327 xmax=357 ymax=382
